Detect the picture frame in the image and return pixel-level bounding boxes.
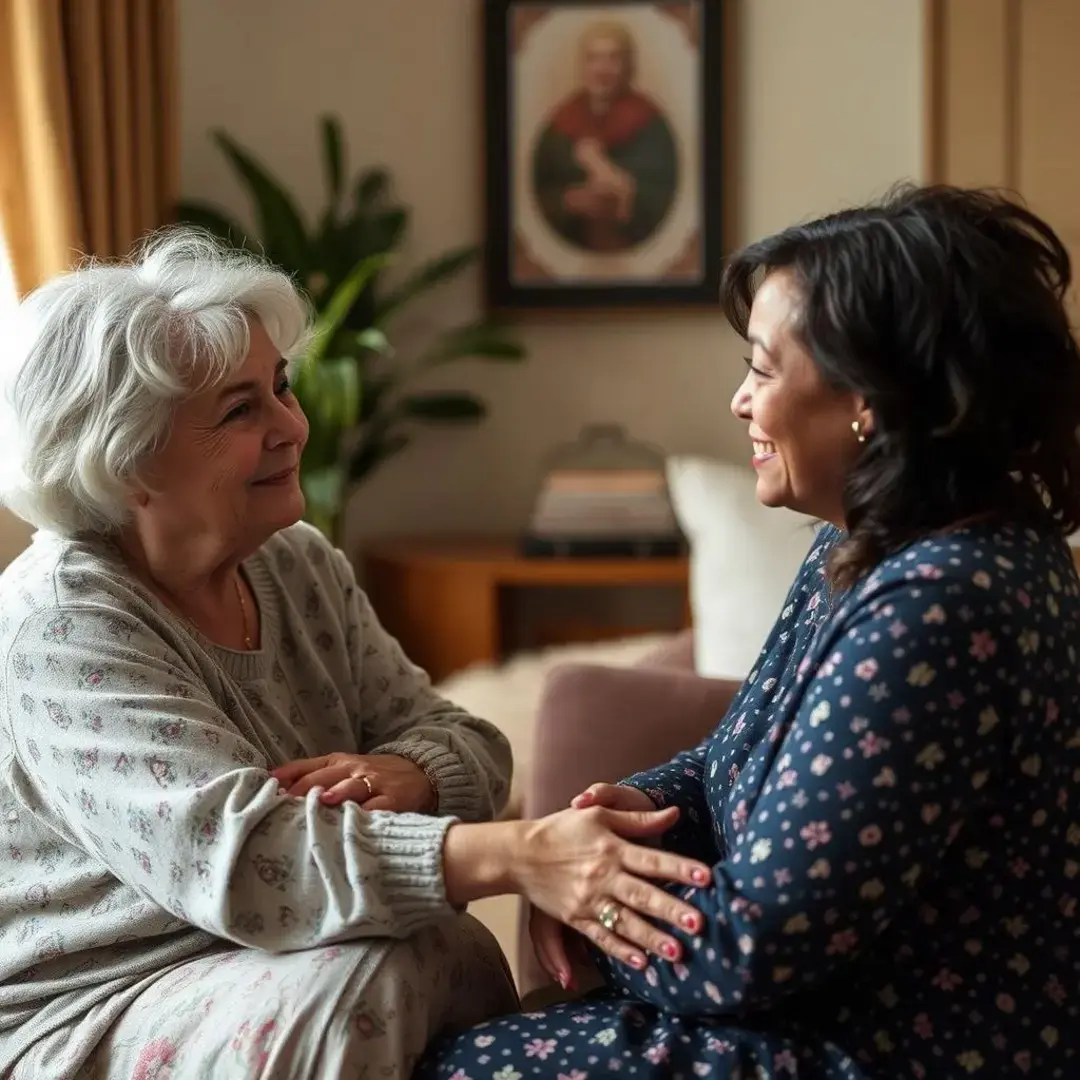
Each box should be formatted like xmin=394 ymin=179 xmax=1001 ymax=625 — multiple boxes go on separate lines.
xmin=482 ymin=0 xmax=725 ymax=311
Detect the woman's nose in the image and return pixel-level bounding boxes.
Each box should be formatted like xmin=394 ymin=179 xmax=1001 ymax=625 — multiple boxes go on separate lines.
xmin=730 ymin=373 xmax=752 ymax=421
xmin=268 ymin=397 xmax=308 ymax=449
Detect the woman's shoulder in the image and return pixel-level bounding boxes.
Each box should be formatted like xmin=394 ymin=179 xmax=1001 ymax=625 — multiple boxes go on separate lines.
xmin=0 ymin=530 xmax=141 ymax=612
xmin=845 ymin=522 xmax=1074 ymax=616
xmin=0 ymin=531 xmax=177 ymax=656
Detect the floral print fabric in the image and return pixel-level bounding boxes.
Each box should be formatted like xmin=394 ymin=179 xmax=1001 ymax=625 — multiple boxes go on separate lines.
xmin=70 ymin=915 xmax=516 ymax=1080
xmin=419 ymin=523 xmax=1079 ymax=1079
xmin=0 ymin=522 xmax=511 ymax=1077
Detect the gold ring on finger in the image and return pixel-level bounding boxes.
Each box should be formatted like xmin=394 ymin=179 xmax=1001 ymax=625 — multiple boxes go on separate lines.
xmin=351 ymin=772 xmax=374 ymax=800
xmin=597 ymin=900 xmax=621 ymax=932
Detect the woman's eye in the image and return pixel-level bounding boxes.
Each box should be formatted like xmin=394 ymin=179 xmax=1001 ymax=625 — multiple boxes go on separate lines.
xmin=221 ymin=377 xmax=291 ymax=424
xmin=744 ymin=357 xmax=771 ymax=378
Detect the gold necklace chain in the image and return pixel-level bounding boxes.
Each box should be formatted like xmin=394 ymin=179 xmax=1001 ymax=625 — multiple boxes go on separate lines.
xmin=233 ymin=573 xmax=254 ymax=650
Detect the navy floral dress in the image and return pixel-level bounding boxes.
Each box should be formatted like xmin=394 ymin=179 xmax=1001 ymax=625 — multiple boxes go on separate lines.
xmin=417 ymin=523 xmax=1080 ymax=1080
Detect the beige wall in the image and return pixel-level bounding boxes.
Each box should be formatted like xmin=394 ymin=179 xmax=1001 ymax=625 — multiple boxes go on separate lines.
xmin=179 ymin=0 xmax=923 ymax=549
xmin=0 ymin=511 xmax=33 ymax=566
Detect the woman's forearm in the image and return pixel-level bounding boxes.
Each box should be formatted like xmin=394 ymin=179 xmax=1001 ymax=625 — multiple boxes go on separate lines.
xmin=442 ymin=819 xmax=525 ymax=906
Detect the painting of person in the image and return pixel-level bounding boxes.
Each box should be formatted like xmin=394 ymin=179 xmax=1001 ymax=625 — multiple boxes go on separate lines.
xmin=531 ymin=21 xmax=678 ymax=254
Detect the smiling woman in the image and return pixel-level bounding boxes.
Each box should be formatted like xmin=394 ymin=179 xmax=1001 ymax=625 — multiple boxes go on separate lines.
xmin=0 ymin=229 xmax=519 ymax=1078
xmin=415 ymin=184 xmax=1080 ymax=1080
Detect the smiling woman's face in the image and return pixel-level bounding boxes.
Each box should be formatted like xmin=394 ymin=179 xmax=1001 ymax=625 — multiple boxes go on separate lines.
xmin=729 ymin=270 xmax=868 ymax=526
xmin=131 ymin=320 xmax=309 ymax=552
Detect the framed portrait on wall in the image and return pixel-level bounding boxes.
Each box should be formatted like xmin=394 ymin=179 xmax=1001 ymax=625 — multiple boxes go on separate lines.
xmin=483 ymin=0 xmax=724 ymax=310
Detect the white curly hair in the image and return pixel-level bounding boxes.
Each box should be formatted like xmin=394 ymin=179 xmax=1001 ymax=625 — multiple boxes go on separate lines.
xmin=0 ymin=227 xmax=312 ymax=536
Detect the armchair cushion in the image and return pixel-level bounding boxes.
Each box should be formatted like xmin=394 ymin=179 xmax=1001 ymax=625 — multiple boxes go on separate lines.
xmin=517 ymin=661 xmax=737 ymax=996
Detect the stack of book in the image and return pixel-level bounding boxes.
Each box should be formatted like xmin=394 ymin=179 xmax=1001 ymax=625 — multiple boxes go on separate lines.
xmin=522 ymin=467 xmax=684 ymax=557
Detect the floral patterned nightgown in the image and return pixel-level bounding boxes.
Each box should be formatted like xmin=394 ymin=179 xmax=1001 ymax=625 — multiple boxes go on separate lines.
xmin=417 ymin=523 xmax=1080 ymax=1079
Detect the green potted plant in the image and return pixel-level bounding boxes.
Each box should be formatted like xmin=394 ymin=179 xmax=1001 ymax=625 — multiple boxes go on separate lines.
xmin=176 ymin=115 xmax=526 ymax=540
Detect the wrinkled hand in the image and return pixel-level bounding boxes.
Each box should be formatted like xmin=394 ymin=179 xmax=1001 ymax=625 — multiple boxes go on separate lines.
xmin=514 ymin=805 xmax=706 ymax=976
xmin=270 ymin=752 xmax=437 ymax=813
xmin=530 ymin=782 xmax=662 ymax=985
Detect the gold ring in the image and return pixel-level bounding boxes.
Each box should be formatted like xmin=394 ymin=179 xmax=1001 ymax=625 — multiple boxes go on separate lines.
xmin=597 ymin=901 xmax=621 ymax=932
xmin=352 ymin=773 xmax=374 ymax=800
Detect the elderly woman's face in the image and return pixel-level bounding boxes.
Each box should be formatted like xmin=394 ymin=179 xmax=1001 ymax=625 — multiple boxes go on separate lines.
xmin=134 ymin=321 xmax=308 ymax=547
xmin=730 ymin=270 xmax=865 ymax=526
xmin=582 ymin=34 xmax=629 ymax=99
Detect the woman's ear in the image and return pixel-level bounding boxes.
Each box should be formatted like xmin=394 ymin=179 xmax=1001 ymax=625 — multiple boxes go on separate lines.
xmin=855 ymin=399 xmax=875 ymax=439
xmin=124 ymin=475 xmax=152 ymax=508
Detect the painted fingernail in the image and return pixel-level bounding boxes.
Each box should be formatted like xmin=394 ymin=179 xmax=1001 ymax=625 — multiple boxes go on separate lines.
xmin=682 ymin=913 xmax=699 ymax=931
xmin=692 ymin=869 xmax=709 ymax=884
xmin=629 ymin=955 xmax=644 ymax=969
xmin=663 ymin=942 xmax=678 ymax=959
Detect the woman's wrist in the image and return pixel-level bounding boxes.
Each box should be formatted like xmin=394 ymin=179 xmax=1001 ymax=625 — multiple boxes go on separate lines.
xmin=442 ymin=819 xmax=524 ymax=906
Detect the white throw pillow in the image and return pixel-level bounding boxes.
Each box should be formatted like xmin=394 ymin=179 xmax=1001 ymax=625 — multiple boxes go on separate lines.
xmin=667 ymin=456 xmax=816 ymax=679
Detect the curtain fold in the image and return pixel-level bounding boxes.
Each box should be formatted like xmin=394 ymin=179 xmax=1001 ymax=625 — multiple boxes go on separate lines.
xmin=0 ymin=0 xmax=177 ymax=294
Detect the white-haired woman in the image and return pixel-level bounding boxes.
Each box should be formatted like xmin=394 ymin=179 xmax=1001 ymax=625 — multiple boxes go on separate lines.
xmin=0 ymin=231 xmax=712 ymax=1079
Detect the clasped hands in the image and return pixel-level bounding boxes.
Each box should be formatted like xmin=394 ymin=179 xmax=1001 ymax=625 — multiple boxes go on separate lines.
xmin=527 ymin=782 xmax=708 ymax=988
xmin=270 ymin=752 xmax=707 ymax=984
xmin=270 ymin=752 xmax=437 ymax=813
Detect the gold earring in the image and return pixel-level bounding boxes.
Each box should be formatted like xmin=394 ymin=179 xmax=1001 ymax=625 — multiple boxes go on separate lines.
xmin=852 ymin=420 xmax=866 ymax=444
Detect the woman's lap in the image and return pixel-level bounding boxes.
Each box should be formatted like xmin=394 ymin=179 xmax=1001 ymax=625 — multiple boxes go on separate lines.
xmin=71 ymin=915 xmax=516 ymax=1080
xmin=415 ymin=993 xmax=866 ymax=1080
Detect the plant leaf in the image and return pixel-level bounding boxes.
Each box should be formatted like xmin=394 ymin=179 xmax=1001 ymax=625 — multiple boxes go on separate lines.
xmin=347 ymin=432 xmax=410 ymax=484
xmin=211 ymin=129 xmax=310 ymax=273
xmin=321 ymin=357 xmax=362 ymax=429
xmin=301 ymin=464 xmax=345 ymax=539
xmin=302 ymin=463 xmax=344 ymax=506
xmin=362 ymin=209 xmax=408 ymax=256
xmin=353 ymin=327 xmax=392 ymax=355
xmin=355 ymin=167 xmax=389 ymax=207
xmin=292 ymin=357 xmax=360 ymax=484
xmin=373 ymin=244 xmax=479 ymax=324
xmin=308 ymin=254 xmax=391 ymax=366
xmin=173 ymin=200 xmax=250 ymax=247
xmin=321 ymin=115 xmax=344 ymax=210
xmin=417 ymin=321 xmax=527 ymax=367
xmin=401 ymin=392 xmax=487 ymax=422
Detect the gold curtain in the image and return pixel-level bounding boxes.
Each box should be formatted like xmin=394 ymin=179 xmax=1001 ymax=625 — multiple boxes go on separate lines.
xmin=0 ymin=0 xmax=177 ymax=294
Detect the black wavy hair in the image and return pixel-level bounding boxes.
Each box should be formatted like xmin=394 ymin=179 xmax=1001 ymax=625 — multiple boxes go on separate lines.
xmin=719 ymin=184 xmax=1080 ymax=587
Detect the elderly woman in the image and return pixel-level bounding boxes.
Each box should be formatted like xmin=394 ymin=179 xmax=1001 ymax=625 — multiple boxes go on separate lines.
xmin=0 ymin=233 xmax=713 ymax=1079
xmin=416 ymin=186 xmax=1080 ymax=1078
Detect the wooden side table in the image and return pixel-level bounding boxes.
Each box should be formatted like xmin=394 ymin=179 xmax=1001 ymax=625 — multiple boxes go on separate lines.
xmin=362 ymin=537 xmax=690 ymax=682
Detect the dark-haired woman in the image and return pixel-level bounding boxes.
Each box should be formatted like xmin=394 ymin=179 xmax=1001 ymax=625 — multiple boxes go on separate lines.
xmin=415 ymin=185 xmax=1080 ymax=1078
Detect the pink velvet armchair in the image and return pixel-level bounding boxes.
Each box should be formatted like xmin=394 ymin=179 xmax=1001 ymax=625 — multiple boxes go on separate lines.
xmin=515 ymin=631 xmax=739 ymax=998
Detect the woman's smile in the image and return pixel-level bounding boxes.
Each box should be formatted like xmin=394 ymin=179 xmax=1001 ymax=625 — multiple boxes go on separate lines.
xmin=251 ymin=464 xmax=298 ymax=487
xmin=751 ymin=438 xmax=777 ymax=466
